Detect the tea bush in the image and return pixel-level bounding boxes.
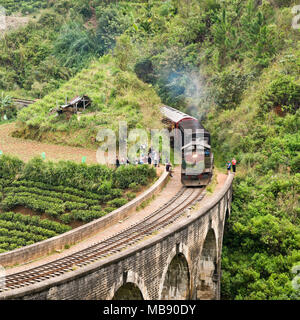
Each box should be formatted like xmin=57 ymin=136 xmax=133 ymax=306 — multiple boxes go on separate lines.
xmin=0 ymin=211 xmax=71 ymax=253
xmin=0 ymin=155 xmax=24 ymax=180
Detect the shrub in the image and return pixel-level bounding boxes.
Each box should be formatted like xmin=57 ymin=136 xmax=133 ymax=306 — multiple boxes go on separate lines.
xmin=107 ymin=198 xmax=128 ymax=208
xmin=64 ymin=202 xmax=89 ymax=211
xmin=126 ymin=192 xmax=136 ymax=200
xmin=129 ymin=182 xmax=140 ymax=192
xmin=90 ymin=205 xmax=103 ymax=211
xmin=0 ymin=211 xmax=71 ymax=252
xmin=21 ymin=158 xmax=112 ymax=190
xmin=60 ymin=213 xmax=72 ymax=224
xmin=0 ymin=93 xmax=17 ymax=120
xmin=113 ymin=165 xmax=156 ymax=189
xmin=212 ymin=69 xmax=251 ymax=110
xmin=0 ymin=155 xmax=24 ymax=180
xmin=0 ymin=155 xmax=157 ymax=232
xmin=104 ymin=207 xmax=115 ymax=213
xmin=259 ymin=74 xmax=300 ymax=114
xmin=290 ymin=154 xmax=300 ymax=174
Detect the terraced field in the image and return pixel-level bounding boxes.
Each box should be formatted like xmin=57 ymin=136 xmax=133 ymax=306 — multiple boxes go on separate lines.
xmin=0 ymin=211 xmax=71 ymax=253
xmin=0 ymin=155 xmax=157 ymax=253
xmin=1 ymin=179 xmax=133 ymax=224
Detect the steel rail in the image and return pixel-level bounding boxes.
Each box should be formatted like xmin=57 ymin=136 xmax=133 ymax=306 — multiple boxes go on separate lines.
xmin=1 ymin=186 xmax=205 ymax=292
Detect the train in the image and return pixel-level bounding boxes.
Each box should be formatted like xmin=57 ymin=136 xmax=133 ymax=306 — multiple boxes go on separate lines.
xmin=161 ymin=105 xmax=214 ymax=187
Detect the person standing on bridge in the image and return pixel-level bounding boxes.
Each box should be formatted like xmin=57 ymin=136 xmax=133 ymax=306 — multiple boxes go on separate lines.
xmin=232 ymin=158 xmax=237 ymax=173
xmin=148 ymin=153 xmax=152 ymax=165
xmin=166 ymin=160 xmax=173 ymax=177
xmin=116 ymin=156 xmax=120 ymax=169
xmin=226 ymin=161 xmax=231 ymax=174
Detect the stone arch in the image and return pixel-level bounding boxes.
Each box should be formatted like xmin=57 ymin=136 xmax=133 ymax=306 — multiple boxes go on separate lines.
xmin=222 ymin=206 xmax=231 ymax=237
xmin=225 ymin=207 xmax=230 ymax=222
xmin=160 ymin=252 xmax=190 ymax=300
xmin=112 ymin=282 xmax=144 ymax=300
xmin=197 ymin=228 xmax=218 ymax=300
xmin=107 ymin=270 xmax=149 ymax=300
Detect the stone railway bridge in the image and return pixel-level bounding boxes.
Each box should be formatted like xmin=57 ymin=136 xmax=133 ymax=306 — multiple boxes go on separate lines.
xmin=0 ymin=174 xmax=234 ymax=300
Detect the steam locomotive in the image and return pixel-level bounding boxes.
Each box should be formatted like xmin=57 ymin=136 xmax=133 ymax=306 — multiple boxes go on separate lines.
xmin=161 ymin=105 xmax=214 ymax=187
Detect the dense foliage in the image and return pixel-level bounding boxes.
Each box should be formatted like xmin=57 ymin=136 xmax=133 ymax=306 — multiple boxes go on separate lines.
xmin=0 ymin=0 xmax=299 ymax=299
xmin=0 ymin=0 xmax=49 ymax=15
xmin=0 ymin=92 xmax=17 ymax=120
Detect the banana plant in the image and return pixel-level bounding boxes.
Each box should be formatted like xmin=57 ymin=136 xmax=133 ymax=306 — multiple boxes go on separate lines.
xmin=0 ymin=92 xmax=13 ymax=119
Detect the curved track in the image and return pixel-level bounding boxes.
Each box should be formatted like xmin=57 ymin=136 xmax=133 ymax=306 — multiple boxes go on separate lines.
xmin=0 ymin=187 xmax=205 ymax=292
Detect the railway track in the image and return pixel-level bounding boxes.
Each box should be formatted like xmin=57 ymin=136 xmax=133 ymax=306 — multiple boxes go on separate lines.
xmin=12 ymin=98 xmax=36 ymax=107
xmin=0 ymin=186 xmax=205 ymax=293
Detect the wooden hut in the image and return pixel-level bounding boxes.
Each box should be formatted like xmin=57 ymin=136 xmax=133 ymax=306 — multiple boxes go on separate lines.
xmin=55 ymin=96 xmax=91 ymax=119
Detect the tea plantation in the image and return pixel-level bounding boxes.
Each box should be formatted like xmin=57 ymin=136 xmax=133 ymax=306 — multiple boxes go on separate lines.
xmin=0 ymin=155 xmax=157 ymax=253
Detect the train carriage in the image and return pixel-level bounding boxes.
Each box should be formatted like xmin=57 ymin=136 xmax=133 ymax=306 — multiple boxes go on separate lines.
xmin=161 ymin=105 xmax=211 ymax=144
xmin=161 ymin=105 xmax=214 ymax=187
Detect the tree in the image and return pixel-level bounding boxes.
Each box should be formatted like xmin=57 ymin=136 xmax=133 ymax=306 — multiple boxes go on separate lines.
xmin=114 ymin=35 xmax=133 ymax=71
xmin=53 ymin=21 xmax=97 ymax=70
xmin=259 ymin=74 xmax=300 ymax=114
xmin=96 ymin=5 xmax=132 ymax=55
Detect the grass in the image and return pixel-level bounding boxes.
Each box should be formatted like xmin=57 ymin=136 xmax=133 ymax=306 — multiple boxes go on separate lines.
xmin=206 ymin=169 xmax=218 ymax=194
xmin=136 ymin=194 xmax=156 ymax=212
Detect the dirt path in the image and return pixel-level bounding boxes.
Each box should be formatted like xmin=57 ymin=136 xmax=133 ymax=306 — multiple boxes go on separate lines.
xmin=0 ymin=123 xmax=99 ymax=164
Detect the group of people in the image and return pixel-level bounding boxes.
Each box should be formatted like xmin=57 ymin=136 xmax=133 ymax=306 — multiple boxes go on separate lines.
xmin=115 ymin=147 xmax=162 ymax=169
xmin=226 ymin=158 xmax=237 ymax=174
xmin=115 ymin=157 xmax=130 ymax=167
xmin=146 ymin=147 xmax=161 ymax=167
xmin=115 ymin=147 xmax=175 ymax=179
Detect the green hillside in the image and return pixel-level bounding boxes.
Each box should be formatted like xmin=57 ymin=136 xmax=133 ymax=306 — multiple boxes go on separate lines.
xmin=0 ymin=0 xmax=299 ymax=299
xmin=14 ymin=55 xmax=162 ymax=147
